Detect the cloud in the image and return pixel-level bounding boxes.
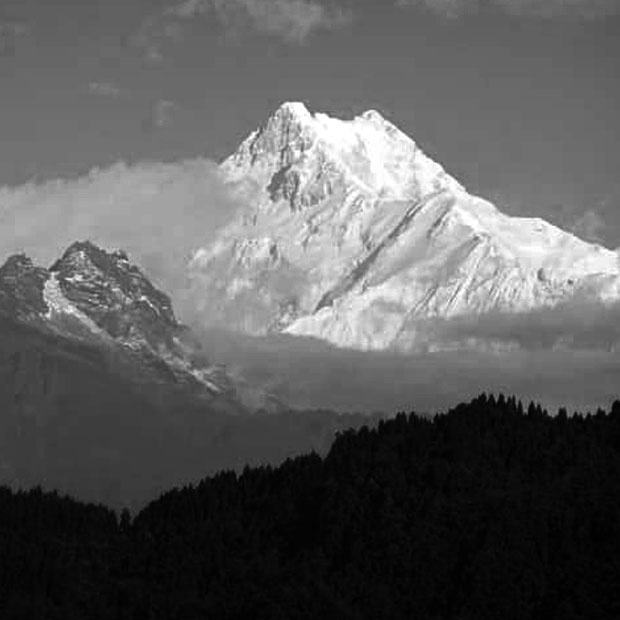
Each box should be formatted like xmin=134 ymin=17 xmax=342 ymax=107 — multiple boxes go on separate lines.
xmin=0 ymin=21 xmax=30 ymax=57
xmin=131 ymin=0 xmax=352 ymax=60
xmin=397 ymin=0 xmax=620 ymax=19
xmin=88 ymin=81 xmax=123 ymax=98
xmin=192 ymin=299 xmax=620 ymax=415
xmin=183 ymin=293 xmax=620 ymax=416
xmin=427 ymin=300 xmax=620 ymax=351
xmin=166 ymin=0 xmax=353 ymax=43
xmin=140 ymin=100 xmax=180 ymax=132
xmin=129 ymin=15 xmax=185 ymax=63
xmin=151 ymin=99 xmax=179 ymax=128
xmin=396 ymin=0 xmax=479 ymax=19
xmin=0 ymin=160 xmax=242 ymax=305
xmin=194 ymin=327 xmax=620 ymax=415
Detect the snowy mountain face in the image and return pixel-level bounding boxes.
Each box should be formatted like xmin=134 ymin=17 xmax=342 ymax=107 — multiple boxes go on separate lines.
xmin=188 ymin=102 xmax=620 ymax=350
xmin=0 ymin=242 xmax=244 ymax=403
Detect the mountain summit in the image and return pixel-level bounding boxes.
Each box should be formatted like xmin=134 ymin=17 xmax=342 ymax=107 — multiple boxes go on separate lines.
xmin=188 ymin=103 xmax=620 ymax=350
xmin=49 ymin=241 xmax=179 ymax=352
xmin=220 ymin=101 xmax=461 ymax=206
xmin=0 ymin=242 xmax=242 ymax=401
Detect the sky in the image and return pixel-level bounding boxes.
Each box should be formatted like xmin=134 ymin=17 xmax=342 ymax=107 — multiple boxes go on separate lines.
xmin=0 ymin=0 xmax=619 ymax=245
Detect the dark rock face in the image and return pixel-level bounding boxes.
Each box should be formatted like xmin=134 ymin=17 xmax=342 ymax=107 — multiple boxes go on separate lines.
xmin=0 ymin=254 xmax=50 ymax=320
xmin=50 ymin=241 xmax=179 ymax=351
xmin=0 ymin=242 xmax=246 ymax=404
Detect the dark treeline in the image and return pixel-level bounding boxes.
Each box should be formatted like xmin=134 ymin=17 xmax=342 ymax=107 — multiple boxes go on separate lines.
xmin=2 ymin=394 xmax=620 ymax=619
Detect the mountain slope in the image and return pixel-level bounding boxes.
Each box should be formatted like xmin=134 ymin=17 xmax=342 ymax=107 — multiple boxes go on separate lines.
xmin=0 ymin=314 xmax=371 ymax=508
xmin=0 ymin=242 xmax=373 ymax=507
xmin=188 ymin=102 xmax=620 ymax=350
xmin=0 ymin=241 xmax=249 ymax=405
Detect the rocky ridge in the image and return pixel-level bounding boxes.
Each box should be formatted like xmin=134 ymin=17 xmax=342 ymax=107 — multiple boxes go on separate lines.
xmin=0 ymin=242 xmax=243 ymax=403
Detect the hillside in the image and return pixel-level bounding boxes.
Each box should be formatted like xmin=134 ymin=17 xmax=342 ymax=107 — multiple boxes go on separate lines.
xmin=1 ymin=395 xmax=619 ymax=619
xmin=0 ymin=243 xmax=371 ymax=507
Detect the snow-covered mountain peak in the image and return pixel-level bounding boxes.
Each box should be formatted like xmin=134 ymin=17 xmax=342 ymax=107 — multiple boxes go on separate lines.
xmin=53 ymin=240 xmax=140 ymax=280
xmin=223 ymin=103 xmax=461 ymax=208
xmin=0 ymin=244 xmax=254 ymax=402
xmin=50 ymin=240 xmax=178 ymax=339
xmin=273 ymin=101 xmax=312 ymax=121
xmin=188 ymin=103 xmax=620 ymax=351
xmin=354 ymin=108 xmax=409 ymax=139
xmin=358 ymin=109 xmax=387 ymax=123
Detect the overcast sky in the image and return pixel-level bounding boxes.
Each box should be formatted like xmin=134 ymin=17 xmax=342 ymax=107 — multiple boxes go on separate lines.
xmin=1 ymin=0 xmax=619 ymax=244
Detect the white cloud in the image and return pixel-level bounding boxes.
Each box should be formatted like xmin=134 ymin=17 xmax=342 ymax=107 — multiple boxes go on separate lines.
xmin=396 ymin=0 xmax=479 ymax=19
xmin=0 ymin=160 xmax=242 ymax=304
xmin=129 ymin=15 xmax=185 ymax=63
xmin=196 ymin=326 xmax=620 ymax=414
xmin=398 ymin=0 xmax=620 ymax=19
xmin=131 ymin=0 xmax=352 ymax=60
xmin=166 ymin=0 xmax=211 ymax=19
xmin=88 ymin=81 xmax=122 ymax=98
xmin=151 ymin=99 xmax=179 ymax=128
xmin=167 ymin=0 xmax=353 ymax=43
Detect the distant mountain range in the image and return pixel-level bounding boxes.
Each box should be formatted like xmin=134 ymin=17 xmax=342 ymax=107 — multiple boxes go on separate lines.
xmin=188 ymin=102 xmax=620 ymax=350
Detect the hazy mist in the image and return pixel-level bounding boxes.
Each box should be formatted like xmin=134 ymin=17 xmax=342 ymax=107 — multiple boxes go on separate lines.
xmin=0 ymin=159 xmax=239 ymax=297
xmin=195 ymin=327 xmax=620 ymax=415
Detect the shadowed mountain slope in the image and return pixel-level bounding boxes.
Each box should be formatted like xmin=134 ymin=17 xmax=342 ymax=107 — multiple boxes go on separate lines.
xmin=0 ymin=244 xmax=372 ymax=507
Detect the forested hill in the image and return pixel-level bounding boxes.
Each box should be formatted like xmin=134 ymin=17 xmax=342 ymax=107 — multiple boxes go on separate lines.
xmin=2 ymin=394 xmax=620 ymax=619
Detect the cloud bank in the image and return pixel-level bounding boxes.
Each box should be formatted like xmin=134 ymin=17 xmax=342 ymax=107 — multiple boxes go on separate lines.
xmin=193 ymin=293 xmax=620 ymax=415
xmin=429 ymin=300 xmax=620 ymax=351
xmin=166 ymin=0 xmax=353 ymax=43
xmin=0 ymin=160 xmax=241 ymax=302
xmin=398 ymin=0 xmax=620 ymax=19
xmin=196 ymin=327 xmax=620 ymax=415
xmin=132 ymin=0 xmax=352 ymax=61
